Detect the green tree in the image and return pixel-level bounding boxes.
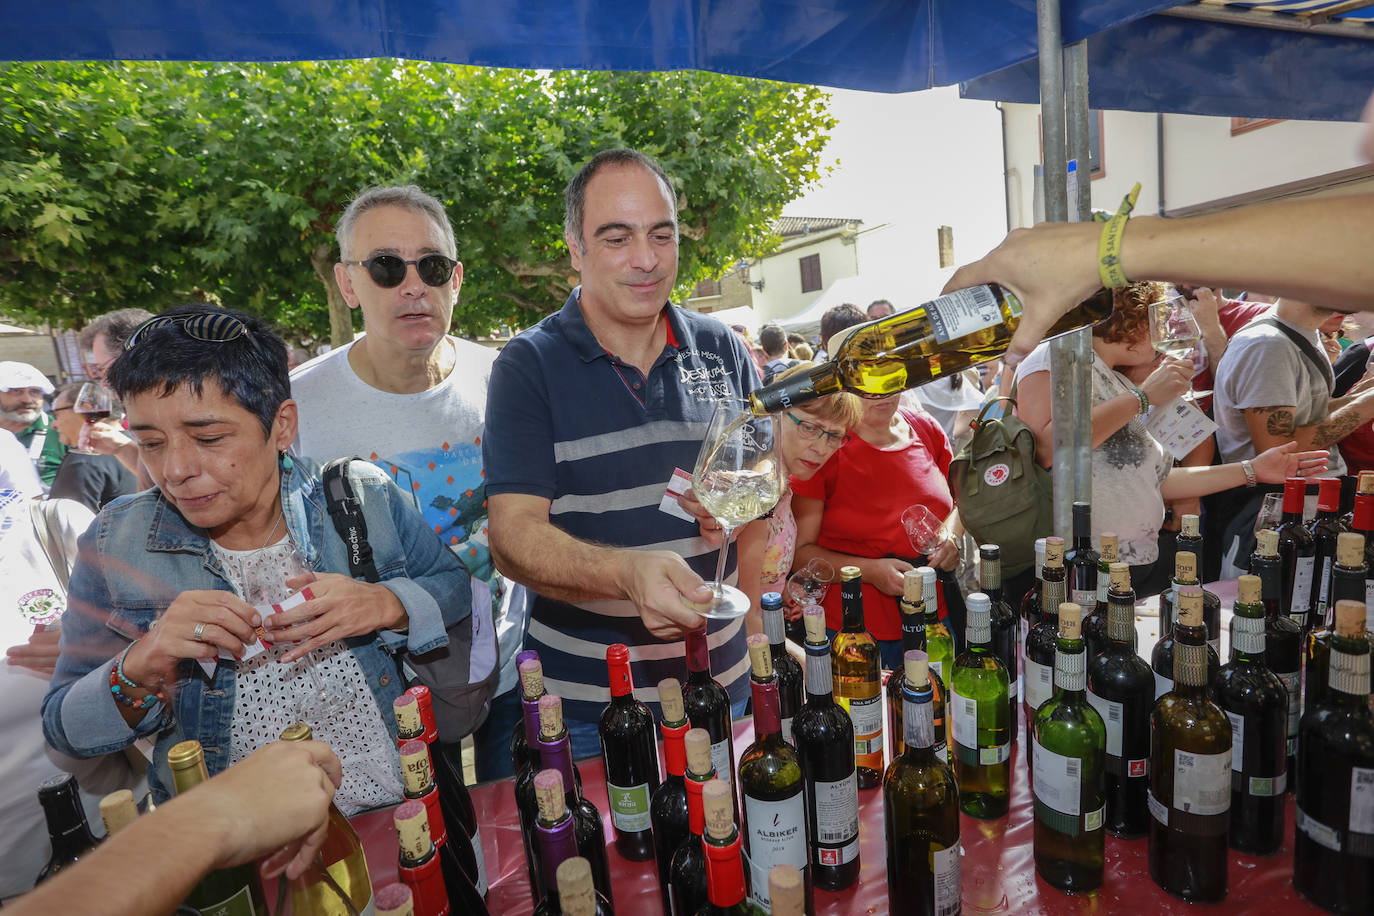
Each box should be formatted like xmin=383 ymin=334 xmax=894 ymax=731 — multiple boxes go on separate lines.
xmin=0 ymin=61 xmax=833 ymax=344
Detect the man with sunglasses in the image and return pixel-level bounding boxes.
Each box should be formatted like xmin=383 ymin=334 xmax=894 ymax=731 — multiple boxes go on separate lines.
xmin=290 ymin=186 xmax=510 ymax=775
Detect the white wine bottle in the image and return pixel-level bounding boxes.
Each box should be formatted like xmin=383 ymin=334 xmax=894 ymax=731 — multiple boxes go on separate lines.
xmin=750 ymin=283 xmax=1114 ymax=414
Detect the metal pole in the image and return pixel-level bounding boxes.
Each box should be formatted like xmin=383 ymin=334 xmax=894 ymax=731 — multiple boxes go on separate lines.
xmin=1064 ymin=40 xmax=1094 ymax=507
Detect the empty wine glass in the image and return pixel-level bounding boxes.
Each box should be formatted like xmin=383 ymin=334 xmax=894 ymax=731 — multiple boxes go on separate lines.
xmin=785 ymin=557 xmax=835 ymax=610
xmin=1149 ymin=295 xmax=1205 ymax=401
xmin=691 ymin=400 xmax=783 ymax=619
xmin=901 ymin=503 xmax=949 ymax=558
xmin=1253 ymin=494 xmax=1284 ymax=538
xmin=72 ymin=382 xmax=112 ymax=453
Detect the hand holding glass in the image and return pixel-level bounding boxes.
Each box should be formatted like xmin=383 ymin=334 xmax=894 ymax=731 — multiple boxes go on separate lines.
xmin=901 ymin=503 xmax=949 ymax=557
xmin=73 ymin=382 xmax=112 ymax=454
xmin=1149 ymin=296 xmax=1205 ymax=401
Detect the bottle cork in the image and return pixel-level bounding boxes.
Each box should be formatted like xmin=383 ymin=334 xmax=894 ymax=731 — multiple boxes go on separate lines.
xmin=99 ymin=789 xmax=138 ymax=837
xmin=394 ymin=800 xmax=432 ymax=863
xmin=533 ymin=768 xmax=564 ymax=823
xmin=1237 ymin=574 xmax=1262 ymax=605
xmin=375 ymin=883 xmax=415 ymax=916
xmin=1058 ymin=602 xmax=1082 ymax=639
xmin=393 ymin=693 xmax=424 ymax=738
xmin=1100 ymin=532 xmax=1118 ymax=563
xmin=538 ymin=693 xmax=563 ymax=740
xmin=1360 ymin=470 xmax=1374 ymax=495
xmin=279 ymin=722 xmax=312 ymax=742
xmin=556 ymin=857 xmax=598 ymax=916
xmin=659 ymin=677 xmax=685 ymax=723
xmin=519 ymin=656 xmax=544 ymax=699
xmin=1338 ymin=532 xmax=1365 ymax=568
xmin=1181 ymin=514 xmax=1200 ymax=538
xmin=902 ymin=567 xmax=923 ymax=603
xmin=685 ymin=727 xmax=714 ymax=777
xmin=702 ymin=779 xmax=734 ymax=840
xmin=1177 ymin=586 xmax=1204 ymax=626
xmin=1335 ymin=599 xmax=1366 ymax=638
xmin=1045 ymin=536 xmax=1064 ymax=567
xmin=840 ymin=565 xmax=861 ymax=582
xmin=1256 ymin=529 xmax=1279 ymax=557
xmin=803 ymin=604 xmax=827 ymax=643
xmin=747 ymin=633 xmax=774 ymax=679
xmin=903 ymin=649 xmax=928 ymax=687
xmin=399 ymin=739 xmax=433 ymax=795
xmin=1174 ymin=551 xmax=1198 ymax=581
xmin=768 ymin=864 xmax=805 ymax=916
xmin=1109 ymin=561 xmax=1131 ymax=592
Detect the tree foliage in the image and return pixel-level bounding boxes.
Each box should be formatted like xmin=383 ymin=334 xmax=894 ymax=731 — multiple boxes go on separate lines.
xmin=0 ymin=61 xmax=833 ymax=343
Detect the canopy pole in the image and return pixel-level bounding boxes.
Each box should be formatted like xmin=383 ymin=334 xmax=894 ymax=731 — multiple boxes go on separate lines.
xmin=1064 ymin=40 xmax=1094 ymax=508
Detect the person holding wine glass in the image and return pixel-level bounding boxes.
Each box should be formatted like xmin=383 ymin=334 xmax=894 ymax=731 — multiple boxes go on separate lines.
xmin=47 ymin=383 xmax=138 ymax=512
xmin=42 ymin=303 xmax=473 ymax=814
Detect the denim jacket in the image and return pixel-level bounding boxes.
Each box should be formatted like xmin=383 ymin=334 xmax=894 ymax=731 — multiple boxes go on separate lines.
xmin=42 ymin=455 xmax=471 ymax=800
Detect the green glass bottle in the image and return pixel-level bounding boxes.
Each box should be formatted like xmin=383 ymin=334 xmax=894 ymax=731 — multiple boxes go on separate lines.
xmin=831 ymin=566 xmax=884 ymax=789
xmin=920 ymin=566 xmax=956 ymax=691
xmin=1030 ymin=602 xmax=1106 ymax=892
xmin=1024 ymin=537 xmax=1066 ymax=750
xmin=949 ymin=592 xmax=1011 ymax=819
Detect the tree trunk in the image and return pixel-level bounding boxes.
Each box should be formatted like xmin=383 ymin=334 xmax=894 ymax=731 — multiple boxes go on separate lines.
xmin=310 ymin=243 xmax=353 ymax=349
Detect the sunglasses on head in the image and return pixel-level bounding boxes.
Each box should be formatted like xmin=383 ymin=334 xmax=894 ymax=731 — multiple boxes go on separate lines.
xmin=125 ymin=312 xmax=250 ymax=350
xmin=343 ymin=254 xmax=458 ymax=289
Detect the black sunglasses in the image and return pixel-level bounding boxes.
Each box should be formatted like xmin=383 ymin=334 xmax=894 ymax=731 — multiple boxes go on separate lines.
xmin=125 ymin=312 xmax=250 ymax=350
xmin=343 ymin=254 xmax=458 ymax=289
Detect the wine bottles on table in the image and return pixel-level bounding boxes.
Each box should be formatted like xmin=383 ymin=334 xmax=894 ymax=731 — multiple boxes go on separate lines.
xmin=920 ymin=565 xmax=957 ymax=683
xmin=1252 ymin=528 xmax=1303 ymax=783
xmin=34 ymin=772 xmax=100 ymax=885
xmin=1024 ymin=536 xmax=1066 ymax=750
xmin=1066 ymin=502 xmax=1099 ymax=610
xmin=669 ymin=728 xmax=715 ymax=916
xmin=739 ymin=634 xmax=810 ymax=913
xmin=762 ymin=590 xmax=804 ymax=745
xmin=699 ymin=779 xmax=754 ymax=915
xmin=1350 ymin=470 xmax=1374 ymax=607
xmin=1148 ymin=591 xmax=1231 ymax=903
xmin=511 ymin=649 xmax=545 ymax=778
xmin=1294 ymin=599 xmax=1374 ymax=914
xmin=1210 ymin=574 xmax=1288 ymax=855
xmin=651 ymin=678 xmax=692 ymax=916
xmin=399 ymin=738 xmax=476 ymax=910
xmin=1086 ymin=562 xmax=1153 ymax=839
xmin=950 ymin=592 xmax=1011 ymax=819
xmin=1151 ymin=585 xmax=1220 ymax=700
xmin=1276 ymin=476 xmax=1318 ymax=630
xmin=1308 ymin=531 xmax=1368 ymax=710
xmin=396 ymin=800 xmax=452 ymax=916
xmin=531 ymin=771 xmax=613 ymax=916
xmin=888 ymin=568 xmax=949 ymax=764
xmin=794 ymin=605 xmax=861 ymax=890
xmin=831 ymin=565 xmax=884 ymax=789
xmin=167 ymin=740 xmax=269 ymax=915
xmin=1157 ymin=550 xmax=1220 ymax=655
xmin=600 ymin=643 xmax=660 ymax=861
xmin=1020 ymin=537 xmax=1048 ymax=656
xmin=683 ymin=627 xmax=738 ymax=813
xmin=884 ymin=650 xmax=962 ymax=916
xmin=1030 ymin=603 xmax=1106 ymax=893
xmin=1309 ymin=477 xmax=1348 ymax=624
xmin=1083 ymin=532 xmax=1118 ymax=660
xmin=748 ymin=283 xmax=1114 ymax=414
xmin=980 ymin=544 xmax=1020 ymax=748
xmin=536 ymin=695 xmax=614 ymax=906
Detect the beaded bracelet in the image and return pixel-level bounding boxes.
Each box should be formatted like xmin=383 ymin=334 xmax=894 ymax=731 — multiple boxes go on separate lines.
xmin=1097 ymin=182 xmax=1142 ymax=289
xmin=109 ymin=643 xmax=159 ymax=710
xmin=1132 ymin=386 xmax=1151 ymax=417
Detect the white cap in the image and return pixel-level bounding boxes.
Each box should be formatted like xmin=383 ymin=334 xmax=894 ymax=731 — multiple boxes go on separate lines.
xmin=0 ymin=362 xmax=53 ymax=394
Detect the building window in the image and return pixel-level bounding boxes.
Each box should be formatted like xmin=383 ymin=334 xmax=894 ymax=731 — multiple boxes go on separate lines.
xmin=799 ymin=254 xmax=822 ymax=293
xmin=937 ymin=226 xmax=955 ymax=268
xmin=1231 ymin=117 xmax=1283 ymax=135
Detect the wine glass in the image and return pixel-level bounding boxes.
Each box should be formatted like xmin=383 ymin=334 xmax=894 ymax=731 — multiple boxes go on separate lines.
xmin=1149 ymin=295 xmax=1205 ymax=401
xmin=785 ymin=558 xmax=835 ymax=610
xmin=691 ymin=400 xmax=783 ymax=619
xmin=72 ymin=382 xmax=112 ymax=453
xmin=901 ymin=503 xmax=949 ymax=558
xmin=1253 ymin=494 xmax=1284 ymax=537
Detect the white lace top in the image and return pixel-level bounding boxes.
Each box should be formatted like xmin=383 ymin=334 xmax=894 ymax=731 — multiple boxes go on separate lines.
xmin=210 ymin=536 xmax=403 ymax=815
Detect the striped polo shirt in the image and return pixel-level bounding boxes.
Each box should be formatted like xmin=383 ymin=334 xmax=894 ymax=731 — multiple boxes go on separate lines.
xmin=484 ymin=290 xmax=758 ymax=725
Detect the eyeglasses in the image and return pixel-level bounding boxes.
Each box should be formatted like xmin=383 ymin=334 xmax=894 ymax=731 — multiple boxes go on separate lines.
xmin=125 ymin=312 xmax=250 ymax=351
xmin=784 ymin=411 xmax=850 ymax=447
xmin=343 ymin=254 xmax=458 ymax=289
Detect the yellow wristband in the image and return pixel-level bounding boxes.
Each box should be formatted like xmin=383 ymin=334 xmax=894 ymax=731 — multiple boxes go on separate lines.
xmin=1097 ymin=182 xmax=1142 ymax=289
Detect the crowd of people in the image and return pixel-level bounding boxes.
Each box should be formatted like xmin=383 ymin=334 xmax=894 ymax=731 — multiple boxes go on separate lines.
xmin=1 ymin=96 xmax=1373 ymax=910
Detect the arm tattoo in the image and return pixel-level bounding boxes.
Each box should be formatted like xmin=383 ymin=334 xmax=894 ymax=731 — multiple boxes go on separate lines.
xmin=1311 ymin=411 xmax=1363 ymax=447
xmin=1248 ymin=407 xmax=1295 ymax=438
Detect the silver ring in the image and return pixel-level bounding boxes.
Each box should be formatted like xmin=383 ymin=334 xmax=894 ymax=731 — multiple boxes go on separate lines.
xmin=192 ymin=622 xmax=207 ymax=642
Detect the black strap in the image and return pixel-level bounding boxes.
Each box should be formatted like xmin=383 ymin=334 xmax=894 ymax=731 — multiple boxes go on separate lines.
xmin=321 ymin=457 xmax=381 ymax=583
xmin=1253 ymin=317 xmax=1335 ymax=393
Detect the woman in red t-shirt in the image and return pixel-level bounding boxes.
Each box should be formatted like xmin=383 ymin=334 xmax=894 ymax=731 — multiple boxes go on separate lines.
xmin=791 ymin=392 xmax=962 ymax=668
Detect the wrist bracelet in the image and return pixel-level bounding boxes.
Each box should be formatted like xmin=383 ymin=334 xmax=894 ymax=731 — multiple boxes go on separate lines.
xmin=1132 ymin=386 xmax=1151 ymax=416
xmin=1241 ymin=458 xmax=1258 ymax=487
xmin=109 ymin=642 xmax=159 ymax=710
xmin=1097 ymin=182 xmax=1142 ymax=289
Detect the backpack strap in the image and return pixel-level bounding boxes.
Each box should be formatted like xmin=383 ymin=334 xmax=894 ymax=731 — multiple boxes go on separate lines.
xmin=1253 ymin=317 xmax=1335 ymax=393
xmin=321 ymin=457 xmax=381 ymax=583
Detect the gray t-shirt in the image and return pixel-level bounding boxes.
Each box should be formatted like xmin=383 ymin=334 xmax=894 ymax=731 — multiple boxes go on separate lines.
xmin=1213 ymin=317 xmax=1344 ymax=474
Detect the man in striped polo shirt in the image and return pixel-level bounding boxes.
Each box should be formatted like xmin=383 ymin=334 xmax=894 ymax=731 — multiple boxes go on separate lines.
xmin=484 ymin=148 xmax=758 ymax=757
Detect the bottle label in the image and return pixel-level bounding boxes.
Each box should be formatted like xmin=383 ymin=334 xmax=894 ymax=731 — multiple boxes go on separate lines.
xmin=1085 ymin=688 xmax=1123 ymax=758
xmin=930 ymin=659 xmax=944 ymax=688
xmin=744 ymin=791 xmax=808 ymax=911
xmin=846 ymin=693 xmax=884 ymax=755
xmin=471 ymin=824 xmax=488 ymax=896
xmin=1366 ymin=579 xmax=1374 ymax=618
xmin=925 ymin=285 xmax=1002 ymax=344
xmin=1248 ymin=773 xmax=1286 ymax=797
xmin=1032 ymin=737 xmax=1082 ymax=817
xmin=1278 ymin=670 xmax=1301 ymax=745
xmin=1352 ymin=767 xmax=1374 ymax=834
xmin=810 ymin=772 xmax=860 ymax=852
xmin=1009 ymin=677 xmax=1020 ymax=710
xmin=1071 ymin=589 xmax=1095 ymax=609
xmin=951 ymin=689 xmax=977 ymax=752
xmin=196 ymin=884 xmax=258 ymax=916
xmin=1297 ymin=805 xmax=1342 ymax=852
xmin=606 ymin=779 xmax=652 ymax=833
xmin=933 ymin=842 xmax=962 ymax=916
xmin=1153 ymin=671 xmax=1172 ymax=701
xmin=1226 ymin=710 xmax=1245 ymax=771
xmin=1023 ymin=659 xmax=1053 ymax=711
xmin=781 ymin=716 xmax=794 ymax=747
xmin=1317 ymin=556 xmax=1333 ymax=613
xmin=1291 ymin=555 xmax=1315 ymax=615
xmin=710 ymin=739 xmax=734 ymax=790
xmin=1172 ymin=749 xmax=1231 ymax=816
xmin=1147 ymin=789 xmax=1168 ymax=826
xmin=1096 ymin=578 xmax=1109 ymax=605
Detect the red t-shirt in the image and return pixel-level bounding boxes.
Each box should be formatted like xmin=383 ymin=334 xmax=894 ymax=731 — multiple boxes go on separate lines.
xmin=791 ymin=408 xmax=954 ymax=640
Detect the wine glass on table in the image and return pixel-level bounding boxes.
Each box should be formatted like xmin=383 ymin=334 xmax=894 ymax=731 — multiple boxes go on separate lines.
xmin=691 ymin=400 xmax=783 ymax=619
xmin=1149 ymin=295 xmax=1205 ymax=402
xmin=72 ymin=381 xmax=112 ymax=454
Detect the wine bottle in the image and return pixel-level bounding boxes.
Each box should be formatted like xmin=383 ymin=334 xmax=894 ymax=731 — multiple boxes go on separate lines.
xmin=748 ymin=283 xmax=1114 ymax=414
xmin=1151 ymin=585 xmax=1221 ymax=700
xmin=739 ymin=634 xmax=811 ymax=913
xmin=1020 ymin=537 xmax=1048 ymax=654
xmin=1031 ymin=603 xmax=1107 ymax=892
xmin=511 ymin=649 xmax=545 ymax=778
xmin=887 ymin=568 xmax=948 ymax=763
xmin=698 ymin=780 xmax=753 ymax=915
xmin=794 ymin=605 xmax=861 ymax=890
xmin=670 ymin=728 xmax=715 ymax=916
xmin=532 ymin=769 xmax=591 ymax=913
xmin=535 ymin=695 xmax=615 ymax=906
xmin=34 ymin=773 xmax=100 ymax=885
xmin=514 ymin=713 xmax=550 ymax=905
xmin=884 ymin=650 xmax=962 ymax=916
xmin=1148 ymin=593 xmax=1231 ymax=903
xmin=1349 ymin=471 xmax=1374 ymax=609
xmin=1157 ymin=551 xmax=1221 ymax=655
xmin=399 ymin=738 xmax=476 ymax=908
xmin=1252 ymin=528 xmax=1303 ymax=784
xmin=762 ymin=591 xmax=804 ymax=746
xmin=767 ymin=864 xmax=805 ymax=916
xmin=1086 ymin=562 xmax=1153 ymax=839
xmin=1210 ymin=575 xmax=1288 ymax=855
xmin=544 ymin=857 xmax=613 ymax=916
xmin=1276 ymin=476 xmax=1318 ymax=630
xmin=920 ymin=565 xmax=957 ymax=681
xmin=980 ymin=545 xmax=1020 ymax=748
xmin=1025 ymin=537 xmax=1066 ymax=748
xmin=652 ymin=678 xmax=692 ymax=916
xmin=1066 ymin=502 xmax=1099 ymax=609
xmin=167 ymin=740 xmax=269 ymax=915
xmin=395 ymin=801 xmax=452 ymax=916
xmin=1309 ymin=477 xmax=1348 ymax=624
xmin=600 ymin=643 xmax=660 ymax=861
xmin=950 ymin=592 xmax=1012 ymax=819
xmin=375 ymin=883 xmax=415 ymax=916
xmin=1293 ymin=599 xmax=1374 ymax=914
xmin=98 ymin=789 xmax=139 ymax=838
xmin=1308 ymin=532 xmax=1368 ymax=711
xmin=684 ymin=626 xmax=738 ymax=807
xmin=1083 ymin=532 xmax=1118 ymax=660
xmin=1175 ymin=513 xmax=1204 ymax=568
xmin=831 ymin=566 xmax=884 ymax=789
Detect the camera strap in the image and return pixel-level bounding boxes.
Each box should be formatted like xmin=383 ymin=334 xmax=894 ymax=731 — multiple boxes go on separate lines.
xmin=321 ymin=457 xmax=381 ymax=583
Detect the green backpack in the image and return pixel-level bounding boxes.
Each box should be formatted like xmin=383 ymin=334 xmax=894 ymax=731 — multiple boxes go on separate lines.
xmin=947 ymin=384 xmax=1054 ymax=578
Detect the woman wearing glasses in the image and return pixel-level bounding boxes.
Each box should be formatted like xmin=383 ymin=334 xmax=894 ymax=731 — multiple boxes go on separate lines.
xmin=41 ymin=304 xmax=471 ymax=814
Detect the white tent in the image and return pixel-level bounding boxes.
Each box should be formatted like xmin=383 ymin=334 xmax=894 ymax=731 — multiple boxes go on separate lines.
xmin=774 ymin=273 xmax=925 ymax=342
